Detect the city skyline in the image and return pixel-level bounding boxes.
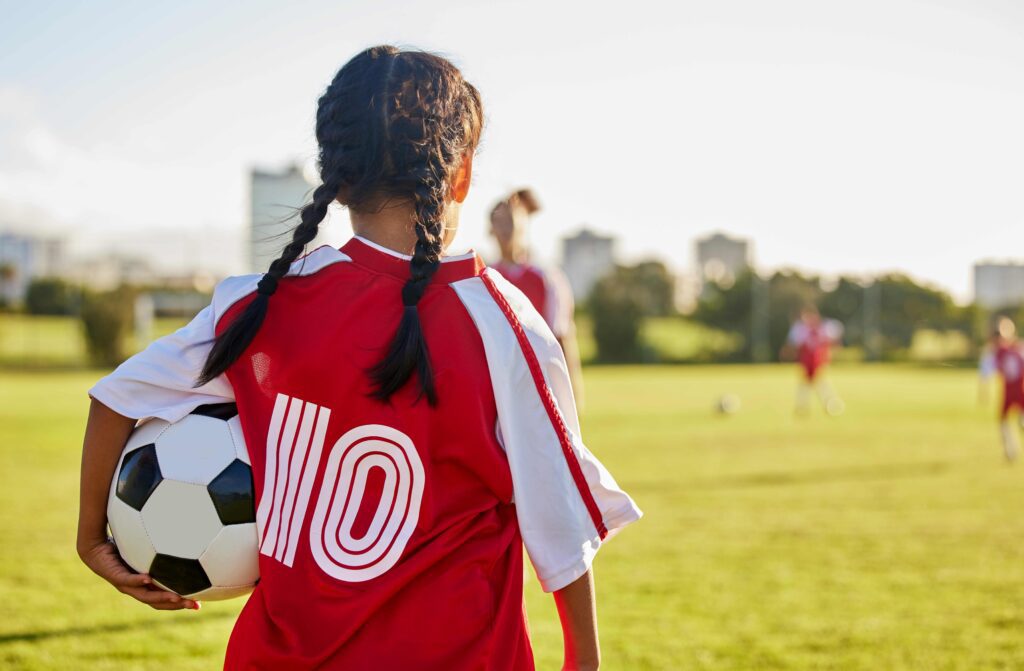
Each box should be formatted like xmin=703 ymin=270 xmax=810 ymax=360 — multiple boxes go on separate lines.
xmin=2 ymin=0 xmax=1022 ymax=301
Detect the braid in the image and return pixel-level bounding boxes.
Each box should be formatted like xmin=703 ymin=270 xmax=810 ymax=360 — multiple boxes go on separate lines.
xmin=366 ymin=49 xmax=482 ymax=406
xmin=368 ymin=154 xmax=448 ymax=404
xmin=196 ymin=179 xmax=339 ymax=386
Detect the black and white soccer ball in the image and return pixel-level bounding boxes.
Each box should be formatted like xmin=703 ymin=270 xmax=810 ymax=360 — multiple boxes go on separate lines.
xmin=106 ymin=404 xmax=259 ymax=601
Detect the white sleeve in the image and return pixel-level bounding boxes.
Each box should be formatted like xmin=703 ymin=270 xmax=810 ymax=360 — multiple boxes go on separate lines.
xmin=824 ymin=319 xmax=844 ymax=342
xmin=88 ymin=248 xmax=350 ymax=423
xmin=453 ymin=269 xmax=642 ymax=592
xmin=787 ymin=322 xmax=805 ymax=345
xmin=88 ymin=275 xmax=259 ymax=423
xmin=542 ymin=266 xmax=575 ymax=340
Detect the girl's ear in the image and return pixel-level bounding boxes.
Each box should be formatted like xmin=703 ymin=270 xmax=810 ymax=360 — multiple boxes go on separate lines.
xmin=451 ymin=152 xmax=474 ymax=204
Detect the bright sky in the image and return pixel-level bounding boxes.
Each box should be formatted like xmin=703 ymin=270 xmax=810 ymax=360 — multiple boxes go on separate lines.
xmin=1 ymin=0 xmax=1022 ymax=300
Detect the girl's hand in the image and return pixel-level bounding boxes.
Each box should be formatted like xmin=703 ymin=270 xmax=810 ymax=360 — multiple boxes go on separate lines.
xmin=78 ymin=538 xmax=199 ymax=611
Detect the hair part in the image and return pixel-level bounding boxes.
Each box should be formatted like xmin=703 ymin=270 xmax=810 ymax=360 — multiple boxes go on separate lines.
xmin=197 ymin=45 xmax=483 ymax=404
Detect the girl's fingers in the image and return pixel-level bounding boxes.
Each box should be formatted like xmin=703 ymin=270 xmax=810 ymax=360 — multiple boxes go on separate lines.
xmin=90 ymin=531 xmax=200 ymax=612
xmin=147 ymin=599 xmax=199 ymax=611
xmin=115 ymin=572 xmax=152 ymax=588
xmin=88 ymin=543 xmax=151 ymax=587
xmin=121 ymin=585 xmax=183 ymax=606
xmin=147 ymin=601 xmax=189 ymax=611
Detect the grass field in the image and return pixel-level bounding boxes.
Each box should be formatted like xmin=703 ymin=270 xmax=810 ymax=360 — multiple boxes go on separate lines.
xmin=0 ymin=315 xmax=187 ymax=369
xmin=1 ymin=364 xmax=1021 ymax=670
xmin=1 ymin=313 xmax=741 ymax=368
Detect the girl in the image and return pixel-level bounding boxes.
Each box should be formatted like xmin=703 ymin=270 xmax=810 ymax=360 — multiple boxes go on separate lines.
xmin=979 ymin=317 xmax=1024 ymax=461
xmin=490 ymin=190 xmax=584 ymax=405
xmin=77 ymin=46 xmax=640 ymax=670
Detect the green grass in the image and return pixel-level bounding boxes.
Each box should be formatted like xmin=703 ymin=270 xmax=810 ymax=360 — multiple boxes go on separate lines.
xmin=574 ymin=316 xmax=740 ymax=363
xmin=1 ymin=365 xmax=1021 ymax=670
xmin=0 ymin=316 xmax=187 ymax=368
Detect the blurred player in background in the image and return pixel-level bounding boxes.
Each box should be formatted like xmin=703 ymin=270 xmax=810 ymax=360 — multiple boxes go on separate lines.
xmin=490 ymin=189 xmax=584 ymax=406
xmin=978 ymin=316 xmax=1024 ymax=462
xmin=782 ymin=306 xmax=845 ymax=416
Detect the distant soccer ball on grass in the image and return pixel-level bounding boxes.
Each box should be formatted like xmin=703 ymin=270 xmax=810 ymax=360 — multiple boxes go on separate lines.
xmin=715 ymin=394 xmax=741 ymax=415
xmin=106 ymin=404 xmax=259 ymax=600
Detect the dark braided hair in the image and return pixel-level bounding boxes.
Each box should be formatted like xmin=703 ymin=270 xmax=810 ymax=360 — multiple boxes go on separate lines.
xmin=198 ymin=46 xmax=483 ymax=406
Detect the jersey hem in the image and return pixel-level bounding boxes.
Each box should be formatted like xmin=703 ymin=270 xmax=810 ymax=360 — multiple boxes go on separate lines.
xmin=87 ymin=386 xmax=142 ymax=420
xmin=537 ymin=545 xmax=598 ymax=593
xmin=87 ymin=386 xmax=172 ymax=423
xmin=535 ymin=502 xmax=642 ymax=593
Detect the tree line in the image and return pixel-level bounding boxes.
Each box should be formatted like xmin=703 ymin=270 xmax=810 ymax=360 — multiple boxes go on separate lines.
xmin=587 ymin=262 xmax=1005 ymax=364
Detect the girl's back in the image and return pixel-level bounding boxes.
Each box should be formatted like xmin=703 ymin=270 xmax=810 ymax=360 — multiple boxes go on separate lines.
xmin=221 ymin=239 xmax=523 ymax=668
xmin=78 ymin=45 xmax=640 ymax=671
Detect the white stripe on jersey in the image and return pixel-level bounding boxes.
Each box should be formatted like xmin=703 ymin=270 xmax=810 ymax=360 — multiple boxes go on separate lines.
xmin=258 ymin=393 xmax=330 ymax=567
xmin=284 ymin=404 xmax=331 ymax=567
xmin=255 ymin=394 xmax=289 ymax=544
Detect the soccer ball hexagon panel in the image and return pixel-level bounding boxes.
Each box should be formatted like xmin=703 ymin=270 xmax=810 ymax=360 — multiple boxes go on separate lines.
xmin=142 ymin=480 xmax=226 ymax=558
xmin=107 ymin=403 xmax=259 ymax=600
xmin=154 ymin=415 xmax=238 ymax=484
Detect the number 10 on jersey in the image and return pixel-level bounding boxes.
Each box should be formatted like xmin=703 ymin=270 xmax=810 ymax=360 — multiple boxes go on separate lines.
xmin=256 ymin=394 xmax=425 ymax=582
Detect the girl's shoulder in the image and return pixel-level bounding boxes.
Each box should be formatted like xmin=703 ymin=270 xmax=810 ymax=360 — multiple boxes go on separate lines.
xmin=211 ymin=246 xmax=352 ymax=324
xmin=450 ymin=267 xmax=559 ymax=352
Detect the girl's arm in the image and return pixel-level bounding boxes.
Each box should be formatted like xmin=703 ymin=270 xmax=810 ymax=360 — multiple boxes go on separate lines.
xmin=77 ymin=399 xmax=197 ymax=610
xmin=553 ymin=569 xmax=600 ymax=671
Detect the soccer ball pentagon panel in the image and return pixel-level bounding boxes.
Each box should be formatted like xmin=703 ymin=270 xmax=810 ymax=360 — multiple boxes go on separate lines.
xmin=106 ymin=404 xmax=259 ymax=601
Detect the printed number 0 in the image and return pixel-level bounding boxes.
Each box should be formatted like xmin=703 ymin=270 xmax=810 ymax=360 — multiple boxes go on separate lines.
xmin=308 ymin=425 xmax=425 ymax=582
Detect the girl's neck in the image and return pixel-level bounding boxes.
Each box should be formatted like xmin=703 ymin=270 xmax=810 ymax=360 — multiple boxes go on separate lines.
xmin=349 ymin=201 xmax=458 ymax=256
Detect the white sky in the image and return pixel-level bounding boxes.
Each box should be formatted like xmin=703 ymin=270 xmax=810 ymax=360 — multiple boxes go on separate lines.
xmin=1 ymin=0 xmax=1022 ymax=300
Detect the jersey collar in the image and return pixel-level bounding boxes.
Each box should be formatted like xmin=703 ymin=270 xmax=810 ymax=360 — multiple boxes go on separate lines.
xmin=341 ymin=236 xmax=486 ymax=283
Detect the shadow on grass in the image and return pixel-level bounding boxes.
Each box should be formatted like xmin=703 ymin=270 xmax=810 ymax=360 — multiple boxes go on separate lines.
xmin=690 ymin=461 xmax=950 ymax=490
xmin=0 ymin=610 xmax=235 ymax=645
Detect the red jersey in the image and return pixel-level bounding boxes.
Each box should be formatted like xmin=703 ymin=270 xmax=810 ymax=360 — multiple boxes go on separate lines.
xmin=491 ymin=261 xmax=574 ymax=339
xmin=981 ymin=344 xmax=1024 ymax=416
xmin=90 ymin=236 xmax=641 ymax=670
xmin=787 ymin=319 xmax=843 ymax=379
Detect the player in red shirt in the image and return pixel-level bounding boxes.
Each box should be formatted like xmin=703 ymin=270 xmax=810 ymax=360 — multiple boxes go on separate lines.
xmin=77 ymin=46 xmax=640 ymax=671
xmin=489 ymin=189 xmax=584 ymax=404
xmin=979 ymin=317 xmax=1024 ymax=462
xmin=781 ymin=306 xmax=845 ymax=416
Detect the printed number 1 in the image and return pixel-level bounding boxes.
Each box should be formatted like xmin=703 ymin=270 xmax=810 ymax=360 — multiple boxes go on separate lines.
xmin=256 ymin=394 xmax=425 ymax=582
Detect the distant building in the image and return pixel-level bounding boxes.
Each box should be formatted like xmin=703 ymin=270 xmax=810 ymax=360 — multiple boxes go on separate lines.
xmin=562 ymin=228 xmax=616 ymax=301
xmin=64 ymin=255 xmax=158 ymax=291
xmin=974 ymin=261 xmax=1024 ymax=309
xmin=0 ymin=231 xmax=65 ymax=304
xmin=250 ymin=165 xmax=312 ymax=274
xmin=695 ymin=231 xmax=751 ymax=292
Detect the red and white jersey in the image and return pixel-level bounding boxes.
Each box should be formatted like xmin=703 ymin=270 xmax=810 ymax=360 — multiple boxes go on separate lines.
xmin=490 ymin=260 xmax=575 ymax=339
xmin=980 ymin=344 xmax=1024 ymax=385
xmin=787 ymin=319 xmax=843 ymax=351
xmin=90 ymin=236 xmax=641 ymax=671
xmin=788 ymin=319 xmax=842 ymax=361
